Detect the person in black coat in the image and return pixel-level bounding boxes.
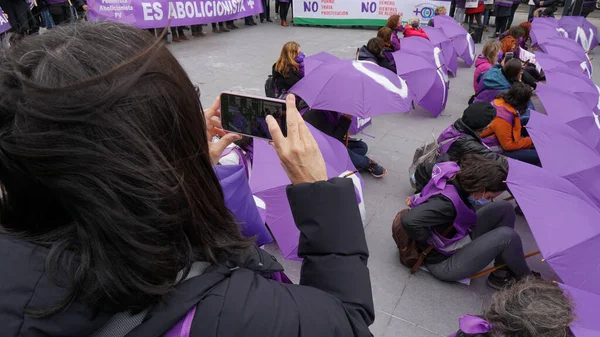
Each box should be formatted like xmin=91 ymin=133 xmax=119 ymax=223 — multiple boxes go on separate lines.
xmin=357 ymin=37 xmax=396 ymax=73
xmin=272 ymin=41 xmax=304 ymax=95
xmin=0 ymin=0 xmax=36 ymax=35
xmin=0 ymin=23 xmax=374 ymax=337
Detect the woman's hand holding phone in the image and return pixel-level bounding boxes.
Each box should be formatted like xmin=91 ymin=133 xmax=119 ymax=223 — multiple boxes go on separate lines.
xmin=204 ymin=97 xmax=243 ymax=165
xmin=266 ymin=95 xmax=327 ymax=185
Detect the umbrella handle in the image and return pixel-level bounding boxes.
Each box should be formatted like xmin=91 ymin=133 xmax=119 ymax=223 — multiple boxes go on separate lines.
xmin=470 ymin=250 xmax=541 ymax=279
xmin=345 ymin=131 xmax=349 ymax=147
xmin=437 ymin=64 xmax=445 ymax=70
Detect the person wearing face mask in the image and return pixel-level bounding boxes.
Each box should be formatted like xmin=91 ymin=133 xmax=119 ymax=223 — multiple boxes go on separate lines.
xmin=401 ymin=154 xmax=534 ymax=289
xmin=272 ymin=41 xmax=305 ymax=95
xmin=385 ymin=13 xmax=404 ymax=51
xmin=403 ymin=17 xmax=429 ymax=40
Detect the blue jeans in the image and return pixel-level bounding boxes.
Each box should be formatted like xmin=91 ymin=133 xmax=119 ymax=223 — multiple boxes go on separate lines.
xmin=348 ymin=140 xmax=370 ymax=170
xmin=504 ymin=149 xmax=541 ymax=166
xmin=483 ymin=8 xmax=491 ymax=26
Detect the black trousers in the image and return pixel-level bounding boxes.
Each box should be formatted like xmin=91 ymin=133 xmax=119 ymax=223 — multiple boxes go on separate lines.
xmin=280 ymin=2 xmax=290 ymax=20
xmin=170 ymin=26 xmax=184 ymax=37
xmin=495 ymin=16 xmax=509 ymax=34
xmin=48 ymin=1 xmax=71 ymax=25
xmin=506 ymin=3 xmax=519 ymax=29
xmin=260 ymin=0 xmax=271 ymax=19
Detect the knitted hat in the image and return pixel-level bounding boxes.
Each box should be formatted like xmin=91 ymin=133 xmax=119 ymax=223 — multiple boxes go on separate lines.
xmin=462 ymin=102 xmax=497 ymax=130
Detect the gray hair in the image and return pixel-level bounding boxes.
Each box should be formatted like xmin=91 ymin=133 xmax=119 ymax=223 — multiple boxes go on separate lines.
xmin=485 ymin=277 xmax=574 ymax=337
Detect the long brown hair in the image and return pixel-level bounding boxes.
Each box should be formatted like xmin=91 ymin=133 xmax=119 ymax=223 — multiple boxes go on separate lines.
xmin=275 ymin=41 xmax=300 ymax=78
xmin=386 ymin=14 xmax=401 ymax=30
xmin=377 ymin=27 xmax=393 ymax=46
xmin=519 ymin=22 xmax=531 ymax=43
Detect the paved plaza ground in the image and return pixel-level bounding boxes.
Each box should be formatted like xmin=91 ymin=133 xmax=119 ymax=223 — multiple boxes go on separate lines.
xmin=170 ymin=9 xmax=600 ymax=337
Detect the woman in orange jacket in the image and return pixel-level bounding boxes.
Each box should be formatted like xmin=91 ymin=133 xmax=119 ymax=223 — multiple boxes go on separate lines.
xmin=480 ymin=82 xmax=540 ymax=166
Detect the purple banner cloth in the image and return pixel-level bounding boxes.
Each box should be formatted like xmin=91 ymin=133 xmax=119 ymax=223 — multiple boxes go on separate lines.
xmin=87 ymin=0 xmax=263 ymax=29
xmin=559 ymin=283 xmax=600 ymax=337
xmin=506 ymin=158 xmax=600 ymax=297
xmin=0 ymin=9 xmax=10 ymax=34
xmin=215 ymin=164 xmax=273 ymax=246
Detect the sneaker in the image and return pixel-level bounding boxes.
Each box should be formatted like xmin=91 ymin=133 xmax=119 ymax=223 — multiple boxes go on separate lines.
xmin=367 ymin=160 xmax=387 ymax=178
xmin=266 ymin=18 xmax=273 ymax=22
xmin=486 ymin=270 xmax=516 ymax=290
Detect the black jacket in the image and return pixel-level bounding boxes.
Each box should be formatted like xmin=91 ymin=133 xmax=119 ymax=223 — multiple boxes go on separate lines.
xmin=441 ymin=118 xmax=508 ymax=169
xmin=357 ymin=46 xmax=396 ymax=73
xmin=303 ymin=109 xmax=352 ymax=143
xmin=272 ymin=63 xmax=302 ymax=94
xmin=401 ymin=167 xmax=474 ymax=264
xmin=0 ymin=178 xmax=374 ymax=337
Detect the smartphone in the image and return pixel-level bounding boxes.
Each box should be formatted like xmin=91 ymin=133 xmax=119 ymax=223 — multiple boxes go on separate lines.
xmin=220 ymin=92 xmax=287 ymax=140
xmin=505 ymin=52 xmax=514 ymax=62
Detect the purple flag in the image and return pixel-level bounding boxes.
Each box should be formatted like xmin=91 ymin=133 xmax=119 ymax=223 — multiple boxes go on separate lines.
xmin=394 ymin=37 xmax=449 ymax=117
xmin=427 ymin=15 xmax=476 ymax=67
xmin=0 ymin=9 xmax=10 ymax=34
xmin=87 ymin=0 xmax=263 ymax=29
xmin=249 ymin=124 xmax=363 ymax=260
xmin=422 ymin=25 xmax=458 ymax=76
xmin=214 ymin=165 xmax=273 ymax=246
xmin=559 ymin=16 xmax=599 ymax=52
xmin=290 ymin=60 xmax=413 ymax=118
xmin=559 ymin=283 xmax=600 ymax=337
xmin=506 ymin=158 xmax=600 ymax=296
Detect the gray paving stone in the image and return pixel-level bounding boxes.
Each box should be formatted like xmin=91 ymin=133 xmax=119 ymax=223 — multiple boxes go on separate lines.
xmin=382 ymin=315 xmax=443 ymax=337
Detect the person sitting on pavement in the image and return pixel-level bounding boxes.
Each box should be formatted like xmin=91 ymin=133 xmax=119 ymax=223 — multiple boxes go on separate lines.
xmin=450 ymin=277 xmax=574 ymax=337
xmin=427 ymin=6 xmax=447 ymax=27
xmin=480 ymin=82 xmax=540 ymax=166
xmin=474 ymin=57 xmax=522 ymax=103
xmin=272 ymin=41 xmax=305 ymax=95
xmin=437 ymin=102 xmax=507 ymax=168
xmin=377 ymin=27 xmax=397 ymax=73
xmin=385 ymin=13 xmax=404 ymax=51
xmin=303 ymin=109 xmax=388 ymax=178
xmin=499 ymin=35 xmax=540 ymax=89
xmin=357 ymin=37 xmax=396 ymax=73
xmin=403 ymin=17 xmax=429 ymax=40
xmin=473 ymin=40 xmax=501 ymax=93
xmin=0 ymin=22 xmax=375 ymax=336
xmin=402 ymin=154 xmax=535 ymax=289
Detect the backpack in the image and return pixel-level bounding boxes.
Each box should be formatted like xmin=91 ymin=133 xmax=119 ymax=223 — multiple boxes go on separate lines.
xmin=391 ymin=209 xmax=454 ymax=273
xmin=265 ymin=75 xmax=277 ymax=98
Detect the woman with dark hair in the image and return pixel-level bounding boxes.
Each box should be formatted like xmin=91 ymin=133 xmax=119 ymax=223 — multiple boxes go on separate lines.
xmin=385 ymin=13 xmax=403 ymax=51
xmin=475 ymin=58 xmax=522 ymax=103
xmin=450 ymin=277 xmax=574 ymax=337
xmin=402 ymin=154 xmax=533 ymax=289
xmin=0 ymin=22 xmax=373 ymax=337
xmin=481 ymin=82 xmax=540 ymax=166
xmin=377 ymin=27 xmax=396 ymax=73
xmin=357 ymin=37 xmax=396 ymax=72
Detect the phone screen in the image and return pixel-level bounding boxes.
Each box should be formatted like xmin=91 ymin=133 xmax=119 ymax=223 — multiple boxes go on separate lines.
xmin=220 ymin=93 xmax=287 ymax=140
xmin=505 ymin=52 xmax=514 ymax=61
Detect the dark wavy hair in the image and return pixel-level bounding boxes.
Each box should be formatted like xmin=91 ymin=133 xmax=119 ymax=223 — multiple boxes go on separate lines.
xmin=0 ymin=22 xmax=252 ymax=316
xmin=503 ymin=58 xmax=523 ymax=83
xmin=485 ymin=277 xmax=575 ymax=337
xmin=497 ymin=82 xmax=533 ymax=113
xmin=367 ymin=37 xmax=386 ymax=56
xmin=455 ymin=154 xmax=508 ymax=194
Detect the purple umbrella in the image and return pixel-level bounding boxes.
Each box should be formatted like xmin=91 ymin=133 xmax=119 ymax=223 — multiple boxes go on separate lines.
xmin=422 ymin=25 xmax=458 ymax=76
xmin=531 ymin=18 xmax=570 ymax=46
xmin=394 ymin=37 xmax=449 ymax=117
xmin=559 ymin=16 xmax=599 ymax=52
xmin=506 ymin=158 xmax=600 ymax=296
xmin=535 ymin=52 xmax=589 ymax=79
xmin=544 ymin=71 xmax=600 ymax=113
xmin=559 ymin=283 xmax=600 ymax=336
xmin=215 ymin=165 xmax=273 ymax=246
xmin=290 ymin=60 xmax=413 ymax=118
xmin=426 ymin=15 xmax=476 ymax=67
xmin=537 ymin=37 xmax=593 ymax=76
xmin=250 ymin=124 xmax=363 ymax=259
xmin=304 ymin=51 xmax=340 ymax=75
xmin=526 ymin=111 xmax=600 ymax=206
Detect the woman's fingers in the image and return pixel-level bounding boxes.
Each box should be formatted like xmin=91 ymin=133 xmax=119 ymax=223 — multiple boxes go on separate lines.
xmin=208 ymin=133 xmax=242 ymax=165
xmin=285 ymin=94 xmax=300 ymax=142
xmin=266 ymin=115 xmax=286 ymax=146
xmin=204 ymin=96 xmax=221 ymax=120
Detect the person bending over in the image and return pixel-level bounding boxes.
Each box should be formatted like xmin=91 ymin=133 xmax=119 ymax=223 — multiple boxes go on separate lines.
xmin=386 ymin=13 xmax=404 ymax=51
xmin=357 ymin=37 xmax=396 ymax=73
xmin=450 ymin=277 xmax=574 ymax=337
xmin=481 ymin=82 xmax=540 ymax=166
xmin=377 ymin=27 xmax=397 ymax=73
xmin=402 ymin=154 xmax=534 ymax=289
xmin=303 ymin=109 xmax=388 ymax=178
xmin=272 ymin=41 xmax=305 ymax=95
xmin=474 ymin=57 xmax=521 ymax=103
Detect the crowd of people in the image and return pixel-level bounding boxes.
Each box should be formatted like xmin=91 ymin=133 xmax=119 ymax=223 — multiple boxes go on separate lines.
xmin=0 ymin=1 xmax=586 ymax=336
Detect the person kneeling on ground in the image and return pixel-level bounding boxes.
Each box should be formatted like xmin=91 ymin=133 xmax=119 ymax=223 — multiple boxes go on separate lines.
xmin=450 ymin=277 xmax=574 ymax=337
xmin=403 ymin=17 xmax=429 ymax=40
xmin=402 ymin=154 xmax=534 ymax=289
xmin=480 ymin=82 xmax=540 ymax=166
xmin=437 ymin=102 xmax=507 ymax=167
xmin=303 ymin=109 xmax=387 ymax=178
xmin=357 ymin=37 xmax=396 ymax=73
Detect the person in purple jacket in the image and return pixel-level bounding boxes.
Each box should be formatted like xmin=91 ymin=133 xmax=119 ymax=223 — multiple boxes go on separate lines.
xmin=385 ymin=13 xmax=404 ymax=51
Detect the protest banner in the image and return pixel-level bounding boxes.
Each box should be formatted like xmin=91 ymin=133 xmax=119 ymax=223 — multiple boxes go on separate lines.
xmin=1 ymin=9 xmax=11 ymax=34
xmin=292 ymin=0 xmax=451 ymax=26
xmin=87 ymin=0 xmax=263 ymax=29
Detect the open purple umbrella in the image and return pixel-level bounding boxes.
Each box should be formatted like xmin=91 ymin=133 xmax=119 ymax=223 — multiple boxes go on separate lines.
xmin=526 ymin=111 xmax=600 ymax=206
xmin=531 ymin=18 xmax=570 ymax=46
xmin=290 ymin=60 xmax=413 ymax=118
xmin=422 ymin=25 xmax=458 ymax=76
xmin=543 ymin=71 xmax=600 ymax=114
xmin=537 ymin=37 xmax=593 ymax=76
xmin=249 ymin=123 xmax=363 ymax=259
xmin=559 ymin=283 xmax=600 ymax=336
xmin=304 ymin=51 xmax=340 ymax=75
xmin=394 ymin=37 xmax=449 ymax=117
xmin=507 ymin=158 xmax=600 ymax=296
xmin=427 ymin=15 xmax=476 ymax=67
xmin=559 ymin=16 xmax=599 ymax=52
xmin=535 ymin=52 xmax=589 ymax=79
